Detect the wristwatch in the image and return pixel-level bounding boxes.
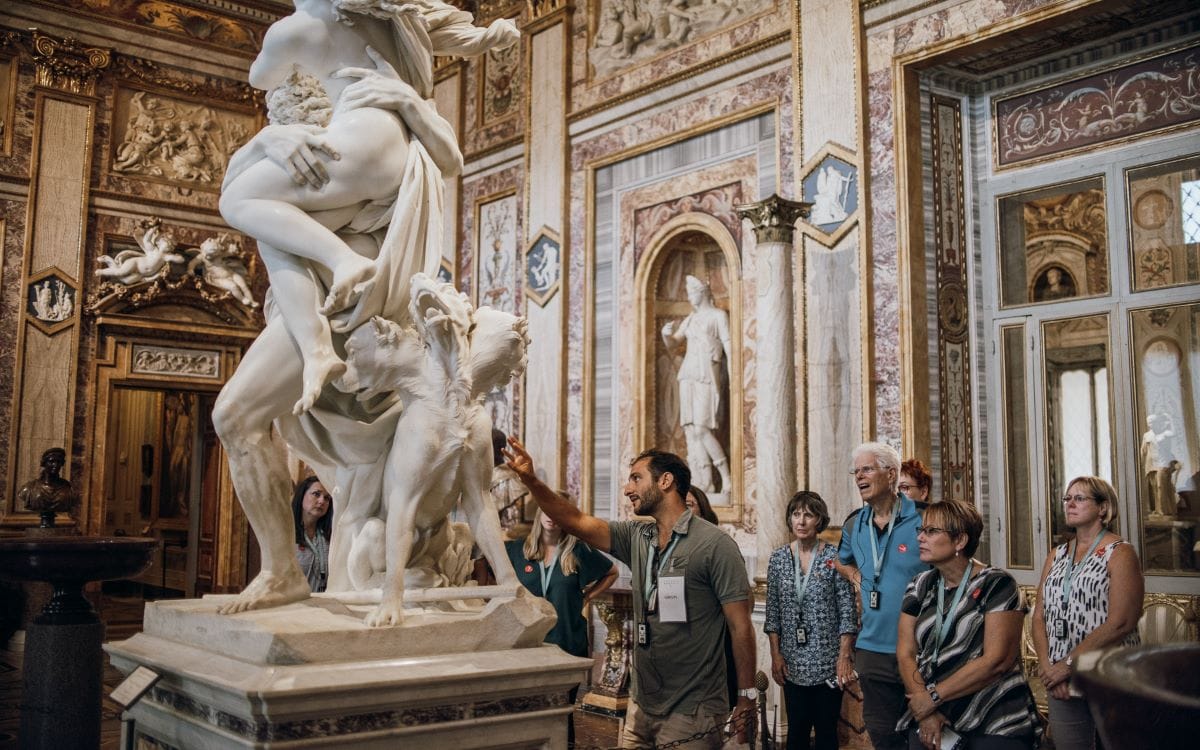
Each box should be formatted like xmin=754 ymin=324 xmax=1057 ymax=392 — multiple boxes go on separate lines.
xmin=738 ymin=687 xmax=756 ymax=700
xmin=925 ymin=682 xmax=942 ymax=705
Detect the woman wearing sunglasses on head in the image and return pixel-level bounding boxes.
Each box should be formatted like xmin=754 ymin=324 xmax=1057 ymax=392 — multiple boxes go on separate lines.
xmin=896 ymin=501 xmax=1039 ymax=750
xmin=1031 ymin=476 xmax=1143 ymax=750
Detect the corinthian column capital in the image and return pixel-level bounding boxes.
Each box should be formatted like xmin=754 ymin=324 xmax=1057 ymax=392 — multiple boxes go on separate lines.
xmin=735 ymin=194 xmax=811 ymax=245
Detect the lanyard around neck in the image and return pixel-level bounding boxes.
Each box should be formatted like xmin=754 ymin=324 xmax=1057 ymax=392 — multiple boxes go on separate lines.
xmin=539 ymin=546 xmax=561 ymax=594
xmin=1062 ymin=533 xmax=1104 ymax=606
xmin=868 ymin=500 xmax=899 ymax=585
xmin=643 ymin=532 xmax=681 ymax=603
xmin=792 ymin=541 xmax=821 ymax=610
xmin=933 ymin=563 xmax=972 ymax=663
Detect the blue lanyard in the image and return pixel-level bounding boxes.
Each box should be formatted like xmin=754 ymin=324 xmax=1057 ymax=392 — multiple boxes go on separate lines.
xmin=932 ymin=564 xmax=972 ymax=664
xmin=866 ymin=501 xmax=899 ymax=587
xmin=792 ymin=541 xmax=821 ymax=610
xmin=643 ymin=533 xmax=681 ymax=603
xmin=539 ymin=547 xmax=561 ymax=594
xmin=1062 ymin=534 xmax=1104 ymax=606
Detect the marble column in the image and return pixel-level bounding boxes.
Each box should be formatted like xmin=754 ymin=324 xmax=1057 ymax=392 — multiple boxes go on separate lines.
xmin=736 ymin=195 xmax=810 ymax=580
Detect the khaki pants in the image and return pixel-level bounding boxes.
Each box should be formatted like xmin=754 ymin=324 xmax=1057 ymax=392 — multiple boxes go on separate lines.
xmin=621 ymin=700 xmax=727 ymax=749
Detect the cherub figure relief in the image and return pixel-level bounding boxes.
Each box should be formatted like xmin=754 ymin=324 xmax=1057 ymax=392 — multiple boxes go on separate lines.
xmin=95 ymin=220 xmax=186 ymax=285
xmin=189 ymin=233 xmax=259 ymax=308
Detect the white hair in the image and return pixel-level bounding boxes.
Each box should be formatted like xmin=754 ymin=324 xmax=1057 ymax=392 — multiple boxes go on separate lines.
xmin=852 ymin=441 xmax=901 ymax=492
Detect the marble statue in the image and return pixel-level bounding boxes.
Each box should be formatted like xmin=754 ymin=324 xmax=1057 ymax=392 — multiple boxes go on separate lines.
xmin=810 ymin=163 xmax=853 ymax=226
xmin=188 ymin=233 xmax=259 ymax=308
xmin=212 ymin=0 xmax=520 ymax=617
xmin=95 ymin=220 xmax=186 ymax=285
xmin=1141 ymin=413 xmax=1178 ymax=516
xmin=18 ymin=447 xmax=78 ymax=527
xmin=333 ymin=274 xmax=529 ymax=625
xmin=661 ymin=275 xmax=733 ymax=496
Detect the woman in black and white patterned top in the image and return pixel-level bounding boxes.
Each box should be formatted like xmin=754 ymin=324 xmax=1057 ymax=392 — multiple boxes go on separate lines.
xmin=1032 ymin=476 xmax=1143 ymax=750
xmin=897 ymin=501 xmax=1039 ymax=750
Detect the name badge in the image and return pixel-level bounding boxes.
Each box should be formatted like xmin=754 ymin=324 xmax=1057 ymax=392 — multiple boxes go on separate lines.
xmin=1054 ymin=618 xmax=1067 ymax=639
xmin=869 ymin=590 xmax=881 ymax=610
xmin=658 ymin=575 xmax=687 ymax=623
xmin=795 ymin=626 xmax=807 ymax=645
xmin=637 ymin=622 xmax=648 ymax=646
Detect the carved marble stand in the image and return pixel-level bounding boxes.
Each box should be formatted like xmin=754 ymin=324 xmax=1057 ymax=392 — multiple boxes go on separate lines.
xmin=105 ymin=587 xmax=591 ymax=748
xmin=581 ymin=587 xmax=633 ymax=715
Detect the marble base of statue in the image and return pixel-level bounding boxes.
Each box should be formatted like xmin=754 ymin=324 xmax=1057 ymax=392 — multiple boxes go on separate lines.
xmin=105 ymin=585 xmax=591 ymax=749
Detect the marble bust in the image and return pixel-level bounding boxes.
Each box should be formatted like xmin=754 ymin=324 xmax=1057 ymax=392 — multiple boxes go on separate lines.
xmin=18 ymin=447 xmax=78 ymax=526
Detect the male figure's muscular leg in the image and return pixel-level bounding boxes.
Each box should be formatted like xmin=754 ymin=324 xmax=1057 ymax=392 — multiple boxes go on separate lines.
xmin=212 ymin=320 xmax=310 ymax=613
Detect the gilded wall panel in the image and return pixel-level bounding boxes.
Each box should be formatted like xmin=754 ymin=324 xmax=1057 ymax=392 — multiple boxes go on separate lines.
xmin=27 ymin=0 xmax=268 ymax=57
xmin=0 ymin=39 xmax=36 ymax=180
xmin=570 ymin=1 xmax=789 ymax=115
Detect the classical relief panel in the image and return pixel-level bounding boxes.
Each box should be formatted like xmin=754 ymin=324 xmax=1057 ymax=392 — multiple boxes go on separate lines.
xmin=109 ymin=88 xmax=256 ymax=190
xmin=572 ymin=1 xmax=788 ymax=114
xmin=995 ymin=44 xmax=1200 ymax=168
xmin=28 ymin=0 xmax=268 ymax=57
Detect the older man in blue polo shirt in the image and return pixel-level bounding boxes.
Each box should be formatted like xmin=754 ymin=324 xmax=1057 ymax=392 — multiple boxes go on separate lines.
xmin=836 ymin=441 xmax=929 ymax=750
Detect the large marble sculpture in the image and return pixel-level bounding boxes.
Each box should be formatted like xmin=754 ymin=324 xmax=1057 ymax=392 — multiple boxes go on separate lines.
xmin=661 ymin=275 xmax=733 ymax=497
xmin=211 ymin=0 xmax=521 ymax=617
xmin=1141 ymin=413 xmax=1179 ymax=516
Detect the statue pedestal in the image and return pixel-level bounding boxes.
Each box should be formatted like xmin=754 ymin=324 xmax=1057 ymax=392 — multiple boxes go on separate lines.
xmin=105 ymin=588 xmax=591 ymax=748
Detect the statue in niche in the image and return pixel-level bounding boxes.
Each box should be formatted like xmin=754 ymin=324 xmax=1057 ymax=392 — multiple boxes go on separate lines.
xmin=211 ymin=0 xmax=521 ymax=617
xmin=95 ymin=220 xmax=186 ymax=286
xmin=661 ymin=274 xmax=732 ymax=497
xmin=1141 ymin=412 xmax=1179 ymax=517
xmin=187 ymin=233 xmax=259 ymax=308
xmin=18 ymin=447 xmax=78 ymax=528
xmin=1033 ymin=265 xmax=1077 ymax=301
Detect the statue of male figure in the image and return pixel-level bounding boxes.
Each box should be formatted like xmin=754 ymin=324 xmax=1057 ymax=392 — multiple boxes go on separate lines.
xmin=662 ymin=275 xmax=732 ymax=496
xmin=18 ymin=447 xmax=78 ymax=527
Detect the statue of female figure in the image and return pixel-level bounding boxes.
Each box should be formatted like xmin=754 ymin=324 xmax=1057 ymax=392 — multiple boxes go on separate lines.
xmin=661 ymin=275 xmax=733 ymax=496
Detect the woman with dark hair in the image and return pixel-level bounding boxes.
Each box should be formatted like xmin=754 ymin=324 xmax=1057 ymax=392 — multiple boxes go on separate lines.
xmin=1032 ymin=476 xmax=1142 ymax=750
xmin=765 ymin=491 xmax=857 ymax=750
xmin=900 ymin=459 xmax=932 ymax=503
xmin=686 ymin=485 xmax=720 ymax=525
xmin=897 ymin=501 xmax=1039 ymax=750
xmin=292 ymin=476 xmax=333 ymax=593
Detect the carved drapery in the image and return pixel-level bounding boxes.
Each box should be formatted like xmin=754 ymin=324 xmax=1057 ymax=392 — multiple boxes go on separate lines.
xmin=930 ymin=96 xmax=974 ymax=504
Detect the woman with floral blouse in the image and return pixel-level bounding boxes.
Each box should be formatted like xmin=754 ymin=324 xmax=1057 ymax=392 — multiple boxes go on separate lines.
xmin=765 ymin=491 xmax=858 ymax=750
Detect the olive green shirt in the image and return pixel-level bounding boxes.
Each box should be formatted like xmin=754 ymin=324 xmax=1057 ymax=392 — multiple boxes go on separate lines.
xmin=608 ymin=510 xmax=749 ymax=716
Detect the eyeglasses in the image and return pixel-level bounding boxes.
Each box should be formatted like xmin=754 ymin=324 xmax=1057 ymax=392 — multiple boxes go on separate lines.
xmin=1061 ymin=494 xmax=1095 ymax=506
xmin=849 ymin=465 xmax=880 ymax=477
xmin=916 ymin=526 xmax=947 ymax=536
xmin=898 ymin=483 xmax=914 ymax=493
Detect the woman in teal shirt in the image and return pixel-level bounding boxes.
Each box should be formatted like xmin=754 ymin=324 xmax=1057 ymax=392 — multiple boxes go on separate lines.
xmin=506 ymin=506 xmax=618 ymax=657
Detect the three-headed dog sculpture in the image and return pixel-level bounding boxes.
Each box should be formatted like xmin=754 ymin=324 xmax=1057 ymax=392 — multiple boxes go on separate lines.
xmin=337 ymin=273 xmax=529 ymax=626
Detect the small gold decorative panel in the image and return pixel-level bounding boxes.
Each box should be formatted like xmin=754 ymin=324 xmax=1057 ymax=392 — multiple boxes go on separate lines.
xmin=996 ymin=177 xmax=1108 ymax=309
xmin=1126 ymin=153 xmax=1200 ymax=292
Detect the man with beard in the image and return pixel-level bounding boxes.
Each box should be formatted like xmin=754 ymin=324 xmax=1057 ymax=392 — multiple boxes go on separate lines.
xmin=502 ymin=438 xmax=754 ymax=749
xmin=835 ymin=441 xmax=929 ymax=750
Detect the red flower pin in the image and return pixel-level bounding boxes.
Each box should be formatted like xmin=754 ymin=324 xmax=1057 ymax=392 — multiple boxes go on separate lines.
xmin=524 ymin=564 xmax=534 ymax=573
xmin=826 ymin=559 xmax=835 ymax=569
xmin=898 ymin=543 xmax=908 ymax=553
xmin=971 ymin=588 xmax=982 ymax=600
